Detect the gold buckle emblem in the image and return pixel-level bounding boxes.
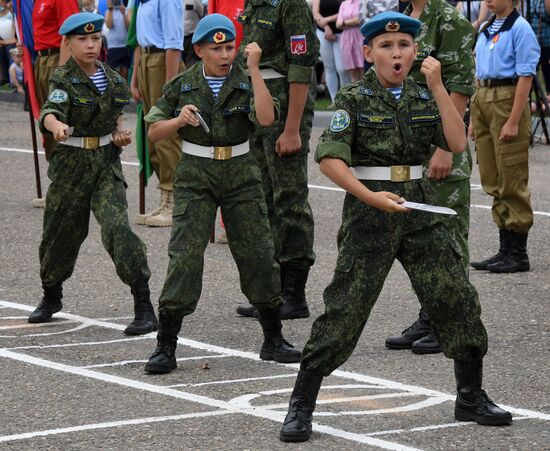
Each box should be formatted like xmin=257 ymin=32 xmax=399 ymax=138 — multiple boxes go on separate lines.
xmin=83 ymin=136 xmax=100 ymax=149
xmin=213 ymin=146 xmax=232 ymax=160
xmin=390 ymin=165 xmax=410 ymax=182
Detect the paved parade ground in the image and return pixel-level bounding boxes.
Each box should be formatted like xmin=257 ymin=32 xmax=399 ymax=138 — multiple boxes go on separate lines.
xmin=0 ymin=101 xmax=549 ymax=450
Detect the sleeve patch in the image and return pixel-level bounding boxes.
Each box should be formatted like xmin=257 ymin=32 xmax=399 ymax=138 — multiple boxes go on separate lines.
xmin=290 ymin=35 xmax=307 ymax=55
xmin=48 ymin=89 xmax=69 ymax=103
xmin=329 ymin=110 xmax=351 ymax=132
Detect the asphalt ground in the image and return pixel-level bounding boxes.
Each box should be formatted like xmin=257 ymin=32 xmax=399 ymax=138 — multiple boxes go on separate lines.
xmin=0 ymin=100 xmax=549 ymax=450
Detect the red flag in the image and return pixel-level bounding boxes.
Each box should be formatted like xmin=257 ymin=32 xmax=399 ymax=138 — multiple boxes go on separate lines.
xmin=14 ymin=0 xmax=40 ymax=119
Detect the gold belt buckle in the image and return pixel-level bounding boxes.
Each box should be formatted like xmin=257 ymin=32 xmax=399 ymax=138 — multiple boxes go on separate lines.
xmin=83 ymin=136 xmax=100 ymax=150
xmin=213 ymin=146 xmax=232 ymax=160
xmin=391 ymin=165 xmax=410 ymax=182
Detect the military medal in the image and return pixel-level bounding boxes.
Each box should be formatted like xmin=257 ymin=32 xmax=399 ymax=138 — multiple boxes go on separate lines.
xmin=489 ymin=34 xmax=499 ymax=50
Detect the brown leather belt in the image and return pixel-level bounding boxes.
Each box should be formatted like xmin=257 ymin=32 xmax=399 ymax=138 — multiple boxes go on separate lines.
xmin=141 ymin=46 xmax=165 ymax=54
xmin=36 ymin=48 xmax=60 ymax=57
xmin=477 ymin=78 xmax=518 ymax=88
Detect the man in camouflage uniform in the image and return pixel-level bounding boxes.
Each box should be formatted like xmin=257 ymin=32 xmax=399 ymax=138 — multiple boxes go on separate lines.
xmin=234 ymin=0 xmax=319 ymax=320
xmin=28 ymin=12 xmax=157 ymax=336
xmin=142 ymin=14 xmax=301 ymax=375
xmin=385 ymin=0 xmax=476 ymax=354
xmin=279 ymin=13 xmax=512 ymax=443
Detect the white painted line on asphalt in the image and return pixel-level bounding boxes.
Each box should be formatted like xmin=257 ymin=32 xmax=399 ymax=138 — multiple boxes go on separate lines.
xmin=7 ymin=335 xmax=151 ymax=350
xmin=0 ymin=349 xmax=421 ymax=450
xmin=96 ymin=316 xmax=135 ymax=321
xmin=364 ymin=416 xmax=531 ymax=437
xmin=0 ymin=146 xmax=142 ymax=165
xmin=0 ymin=323 xmax=88 ymax=339
xmin=80 ymin=354 xmax=228 ymax=369
xmin=0 ymin=320 xmax=80 ymax=330
xmin=255 ymin=392 xmax=422 ymax=411
xmin=0 ymin=410 xmax=233 ymax=444
xmin=165 ymin=373 xmax=298 ymax=388
xmin=1 ymin=299 xmax=549 ymax=423
xmin=231 ymin=386 xmax=449 ymax=416
xmin=6 ymin=146 xmax=545 ymax=215
xmin=0 ymin=316 xmax=29 ymax=320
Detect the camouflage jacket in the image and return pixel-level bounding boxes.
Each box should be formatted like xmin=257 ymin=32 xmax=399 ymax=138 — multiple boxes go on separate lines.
xmin=145 ymin=62 xmax=276 ymax=146
xmin=39 ymin=57 xmax=130 ymax=137
xmin=315 ymin=69 xmax=449 ymax=167
xmin=405 ymin=0 xmax=476 ymax=97
xmin=237 ymin=0 xmax=319 ymax=84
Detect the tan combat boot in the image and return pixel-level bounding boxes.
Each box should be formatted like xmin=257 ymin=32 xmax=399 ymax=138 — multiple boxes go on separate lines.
xmin=145 ymin=190 xmax=173 ymax=227
xmin=136 ymin=190 xmax=166 ymax=225
xmin=32 ymin=198 xmax=46 ymax=208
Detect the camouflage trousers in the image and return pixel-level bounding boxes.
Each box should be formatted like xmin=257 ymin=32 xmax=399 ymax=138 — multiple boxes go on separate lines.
xmin=423 ymin=146 xmax=473 ymax=268
xmin=301 ymin=181 xmax=488 ymax=376
xmin=249 ymin=78 xmax=316 ymax=269
xmin=158 ymin=152 xmax=282 ymax=319
xmin=40 ymin=145 xmax=151 ymax=288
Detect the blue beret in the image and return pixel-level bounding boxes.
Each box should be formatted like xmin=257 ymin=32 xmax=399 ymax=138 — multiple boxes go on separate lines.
xmin=192 ymin=13 xmax=236 ymax=45
xmin=360 ymin=12 xmax=421 ymax=44
xmin=59 ymin=12 xmax=104 ymax=36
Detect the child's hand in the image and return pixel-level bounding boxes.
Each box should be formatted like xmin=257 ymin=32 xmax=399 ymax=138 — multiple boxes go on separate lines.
xmin=367 ymin=192 xmax=409 ymax=213
xmin=51 ymin=122 xmax=70 ymax=142
xmin=112 ymin=129 xmax=132 ymax=147
xmin=244 ymin=42 xmax=262 ymax=70
xmin=467 ymin=120 xmax=475 ymax=141
xmin=177 ymin=104 xmax=200 ymax=127
xmin=500 ymin=120 xmax=519 ymax=141
xmin=420 ymin=56 xmax=443 ymax=93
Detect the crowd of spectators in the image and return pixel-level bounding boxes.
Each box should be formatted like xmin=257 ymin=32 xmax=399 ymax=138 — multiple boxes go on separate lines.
xmin=3 ymin=1 xmax=548 ymax=104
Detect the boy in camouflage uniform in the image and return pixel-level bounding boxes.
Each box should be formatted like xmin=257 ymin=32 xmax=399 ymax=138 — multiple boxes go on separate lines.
xmin=280 ymin=12 xmax=511 ymax=443
xmin=28 ymin=12 xmax=158 ymax=336
xmin=142 ymin=14 xmax=301 ymax=374
xmin=385 ymin=0 xmax=477 ymax=354
xmin=234 ymin=0 xmax=319 ymax=320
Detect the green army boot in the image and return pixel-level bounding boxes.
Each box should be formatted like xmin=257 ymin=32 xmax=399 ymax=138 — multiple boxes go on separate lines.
xmin=124 ymin=279 xmax=158 ymax=335
xmin=28 ymin=283 xmax=63 ymax=323
xmin=471 ymin=229 xmax=510 ymax=270
xmin=280 ymin=370 xmax=324 ymax=442
xmin=257 ymin=307 xmax=301 ymax=363
xmin=144 ymin=312 xmax=182 ymax=374
xmin=454 ymin=359 xmax=512 ymax=426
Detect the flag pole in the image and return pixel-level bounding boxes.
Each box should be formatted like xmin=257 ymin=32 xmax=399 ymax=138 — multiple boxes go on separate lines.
xmin=26 ymin=82 xmax=42 ymax=201
xmin=139 ymin=104 xmax=146 ymax=216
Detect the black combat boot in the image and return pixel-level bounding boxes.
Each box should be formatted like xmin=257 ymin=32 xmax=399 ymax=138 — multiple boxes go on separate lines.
xmin=236 ymin=265 xmax=310 ymax=320
xmin=471 ymin=229 xmax=511 ymax=270
xmin=486 ymin=231 xmax=530 ymax=273
xmin=454 ymin=359 xmax=512 ymax=426
xmin=144 ymin=312 xmax=182 ymax=374
xmin=124 ymin=279 xmax=158 ymax=335
xmin=411 ymin=331 xmax=442 ymax=354
xmin=28 ymin=283 xmax=63 ymax=323
xmin=385 ymin=308 xmax=431 ymax=349
xmin=280 ymin=370 xmax=324 ymax=442
xmin=279 ymin=264 xmax=310 ymax=319
xmin=257 ymin=307 xmax=301 ymax=363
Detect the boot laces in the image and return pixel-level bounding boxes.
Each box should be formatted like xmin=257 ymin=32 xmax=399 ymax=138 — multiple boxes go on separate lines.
xmin=401 ymin=317 xmax=425 ymax=334
xmin=480 ymin=390 xmax=496 ymax=406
